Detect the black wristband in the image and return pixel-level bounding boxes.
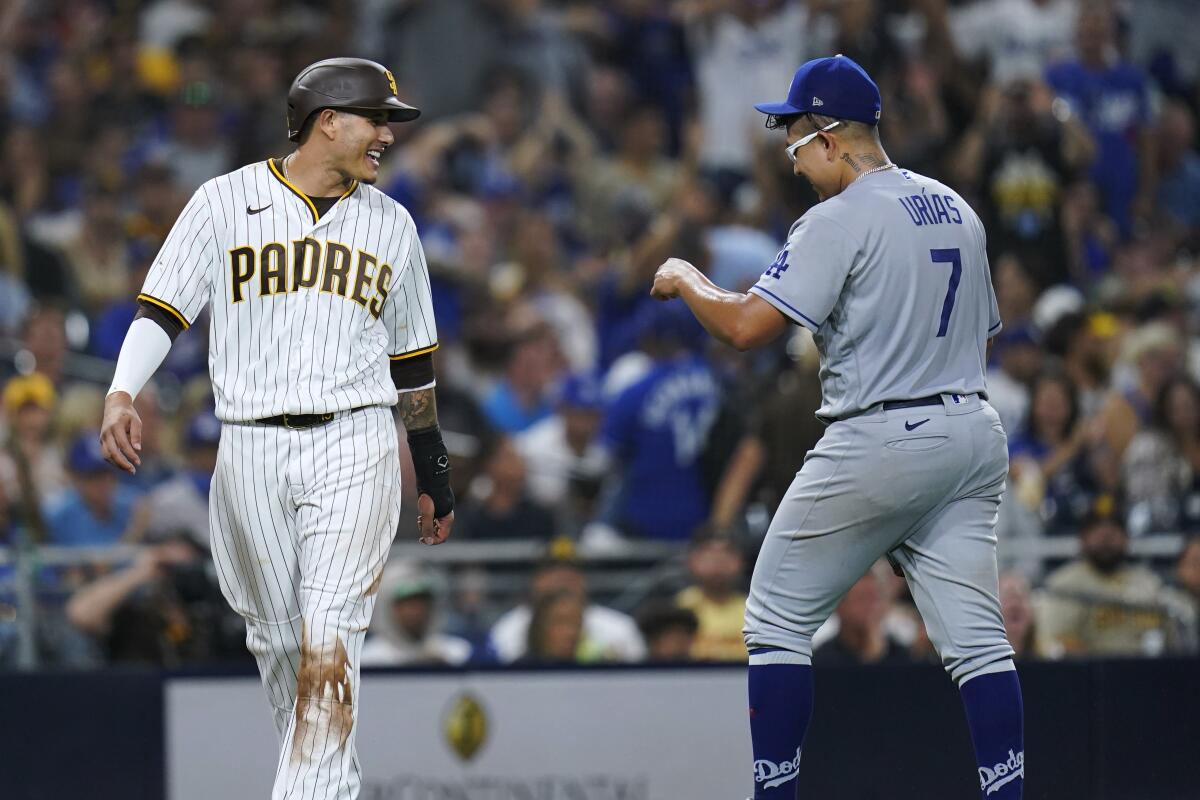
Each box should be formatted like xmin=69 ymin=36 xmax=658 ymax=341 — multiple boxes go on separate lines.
xmin=407 ymin=425 xmax=454 ymax=517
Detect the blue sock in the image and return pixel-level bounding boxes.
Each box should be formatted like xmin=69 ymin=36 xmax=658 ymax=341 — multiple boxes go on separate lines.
xmin=959 ymin=667 xmax=1024 ymax=799
xmin=748 ymin=651 xmax=812 ymax=799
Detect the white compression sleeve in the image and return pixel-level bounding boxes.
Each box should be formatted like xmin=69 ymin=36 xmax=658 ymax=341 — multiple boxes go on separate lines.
xmin=107 ymin=317 xmax=173 ymax=400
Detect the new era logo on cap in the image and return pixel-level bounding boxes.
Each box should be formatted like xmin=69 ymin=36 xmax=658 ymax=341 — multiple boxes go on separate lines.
xmin=753 ymin=54 xmax=882 ymax=126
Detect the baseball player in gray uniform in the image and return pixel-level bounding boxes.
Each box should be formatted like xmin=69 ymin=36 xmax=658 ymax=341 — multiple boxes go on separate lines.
xmin=652 ymin=56 xmax=1024 ymax=799
xmin=99 ymin=58 xmax=455 ymax=799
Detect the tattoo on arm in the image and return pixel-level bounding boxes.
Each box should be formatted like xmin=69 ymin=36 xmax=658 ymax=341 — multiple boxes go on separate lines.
xmin=840 ymin=153 xmax=861 ymax=173
xmin=858 ymin=153 xmax=889 ymax=169
xmin=397 ymin=387 xmax=438 ymax=431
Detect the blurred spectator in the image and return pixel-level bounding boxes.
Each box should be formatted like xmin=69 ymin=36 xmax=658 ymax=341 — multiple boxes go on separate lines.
xmin=18 ymin=306 xmax=68 ymax=386
xmin=1099 ymin=321 xmax=1184 ymax=461
xmin=1035 ymin=498 xmax=1183 ymax=657
xmin=65 ymin=537 xmax=246 ymax=666
xmin=675 ymin=531 xmax=747 ymax=662
xmin=953 ymin=79 xmax=1095 ymax=287
xmin=578 ymin=101 xmax=681 ymax=247
xmin=48 ymin=183 xmax=131 ymax=313
xmin=600 ymin=0 xmax=692 ymax=152
xmin=456 ymin=435 xmax=555 ymax=541
xmin=488 ymin=554 xmax=644 ymax=663
xmin=385 ymin=0 xmax=503 ymax=119
xmin=0 ymin=373 xmax=66 ymax=520
xmin=514 ymin=372 xmax=610 ymax=535
xmin=1123 ymin=378 xmax=1200 ymax=535
xmin=442 ymin=565 xmax=496 ymax=653
xmin=1154 ymin=100 xmax=1200 ymax=233
xmin=45 ymin=433 xmax=145 ymax=546
xmin=710 ymin=341 xmax=824 ymax=533
xmin=143 ymin=409 xmax=218 ymax=548
xmin=1008 ymin=371 xmax=1106 ymax=535
xmin=506 ymin=211 xmax=597 ymax=371
xmin=986 ymin=326 xmax=1044 ymax=439
xmin=480 ymin=314 xmax=563 ymax=434
xmin=636 ymin=600 xmax=699 ymax=662
xmin=518 ymin=589 xmax=587 ymax=664
xmin=154 ymin=81 xmax=233 ymax=193
xmin=361 ymin=562 xmax=472 ymax=667
xmin=999 ymin=571 xmax=1039 ymax=660
xmin=1042 ymin=310 xmax=1118 ymax=418
xmin=1045 ymin=5 xmax=1157 ymax=236
xmin=600 ymin=302 xmax=718 ymax=541
xmin=813 ymin=561 xmax=910 ymax=666
xmin=682 ymin=0 xmax=810 ymax=178
xmin=125 ymin=162 xmax=187 ymax=246
xmin=941 ymin=0 xmax=1079 ymax=86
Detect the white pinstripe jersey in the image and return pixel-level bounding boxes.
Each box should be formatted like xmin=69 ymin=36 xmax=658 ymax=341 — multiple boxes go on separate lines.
xmin=140 ymin=158 xmax=437 ymax=422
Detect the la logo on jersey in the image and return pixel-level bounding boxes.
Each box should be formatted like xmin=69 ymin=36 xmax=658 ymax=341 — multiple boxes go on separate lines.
xmin=764 ymin=249 xmax=789 ymax=280
xmin=754 ymin=747 xmax=801 ymax=790
xmin=979 ymin=749 xmax=1024 ymax=795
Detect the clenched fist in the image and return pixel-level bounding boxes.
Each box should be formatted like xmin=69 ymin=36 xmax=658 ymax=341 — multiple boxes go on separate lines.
xmin=650 ymin=258 xmax=698 ymax=300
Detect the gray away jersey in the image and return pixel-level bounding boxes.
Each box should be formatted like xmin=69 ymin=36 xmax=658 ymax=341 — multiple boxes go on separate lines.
xmin=750 ymin=168 xmax=1001 ymax=421
xmin=140 ymin=159 xmax=437 ymax=421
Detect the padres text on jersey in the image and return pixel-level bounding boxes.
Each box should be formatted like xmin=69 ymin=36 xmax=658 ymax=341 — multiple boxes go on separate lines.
xmin=140 ymin=158 xmax=437 ymax=421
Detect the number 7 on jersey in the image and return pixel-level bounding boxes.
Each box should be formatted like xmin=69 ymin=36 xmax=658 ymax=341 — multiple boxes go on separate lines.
xmin=929 ymin=248 xmax=962 ymax=338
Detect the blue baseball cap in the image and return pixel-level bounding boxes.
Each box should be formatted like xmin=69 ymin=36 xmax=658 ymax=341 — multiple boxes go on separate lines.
xmin=754 ymin=55 xmax=882 ymax=125
xmin=68 ymin=433 xmax=109 ymax=474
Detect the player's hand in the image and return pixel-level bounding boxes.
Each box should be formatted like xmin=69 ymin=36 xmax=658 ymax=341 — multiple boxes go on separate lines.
xmin=100 ymin=391 xmax=142 ymax=475
xmin=650 ymin=258 xmax=695 ymax=300
xmin=416 ymin=493 xmax=454 ymax=546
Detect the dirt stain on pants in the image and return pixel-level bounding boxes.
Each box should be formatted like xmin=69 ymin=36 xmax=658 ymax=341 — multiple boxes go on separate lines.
xmin=290 ymin=624 xmax=354 ymax=768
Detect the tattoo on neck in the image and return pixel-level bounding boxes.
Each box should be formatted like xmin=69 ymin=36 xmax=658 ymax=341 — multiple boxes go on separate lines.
xmin=841 ymin=153 xmax=861 ymax=173
xmin=858 ymin=153 xmax=888 ymax=169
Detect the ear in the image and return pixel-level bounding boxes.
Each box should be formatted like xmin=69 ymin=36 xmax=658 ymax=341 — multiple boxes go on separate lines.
xmin=318 ymin=108 xmax=339 ymax=141
xmin=822 ymin=132 xmax=838 ymax=162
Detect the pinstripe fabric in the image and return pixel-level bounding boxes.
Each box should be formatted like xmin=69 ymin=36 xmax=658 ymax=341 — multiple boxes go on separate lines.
xmin=139 ymin=160 xmax=437 ymax=422
xmin=210 ymin=406 xmax=401 ymax=799
xmin=140 ymin=156 xmax=437 ymax=797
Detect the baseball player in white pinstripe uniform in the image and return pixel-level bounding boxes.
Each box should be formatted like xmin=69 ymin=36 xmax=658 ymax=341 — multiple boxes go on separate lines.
xmin=100 ymin=58 xmax=455 ymax=800
xmin=652 ymin=56 xmax=1024 ymax=799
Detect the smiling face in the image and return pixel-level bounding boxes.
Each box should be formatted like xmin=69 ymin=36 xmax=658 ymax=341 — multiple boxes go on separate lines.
xmin=320 ymin=108 xmax=395 ymax=185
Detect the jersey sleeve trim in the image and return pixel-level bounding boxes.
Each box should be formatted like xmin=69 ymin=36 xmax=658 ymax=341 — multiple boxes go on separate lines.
xmin=267 ymin=158 xmax=316 ymax=223
xmin=748 ymin=285 xmax=820 ymax=332
xmin=389 ymin=343 xmax=439 ymax=360
xmin=988 ymin=320 xmax=1003 ymax=335
xmin=136 ymin=293 xmax=190 ymax=330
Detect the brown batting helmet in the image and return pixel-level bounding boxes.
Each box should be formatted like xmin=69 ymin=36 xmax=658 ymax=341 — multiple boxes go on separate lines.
xmin=286 ymin=57 xmax=420 ymax=142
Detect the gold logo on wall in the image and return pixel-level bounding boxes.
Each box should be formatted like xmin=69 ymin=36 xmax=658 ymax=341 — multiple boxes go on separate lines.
xmin=444 ymin=693 xmax=488 ymax=761
xmin=384 ymin=69 xmax=399 ymax=96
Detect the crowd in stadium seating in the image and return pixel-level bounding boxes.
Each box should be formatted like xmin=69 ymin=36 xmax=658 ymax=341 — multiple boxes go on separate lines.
xmin=1 ymin=0 xmax=1199 ymax=668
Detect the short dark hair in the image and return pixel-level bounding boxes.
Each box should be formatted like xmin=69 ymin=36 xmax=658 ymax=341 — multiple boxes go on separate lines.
xmin=636 ymin=600 xmax=699 ymax=641
xmin=765 ymin=112 xmax=879 ymax=143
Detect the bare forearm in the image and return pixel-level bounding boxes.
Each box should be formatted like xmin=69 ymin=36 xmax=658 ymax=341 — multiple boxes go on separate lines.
xmin=397 ymin=386 xmax=438 ymax=432
xmin=675 ymin=270 xmax=758 ymax=349
xmin=66 ymin=566 xmax=149 ymax=634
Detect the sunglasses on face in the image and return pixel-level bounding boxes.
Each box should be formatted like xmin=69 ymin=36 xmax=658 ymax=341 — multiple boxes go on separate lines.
xmin=786 ymin=120 xmax=841 ymax=163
